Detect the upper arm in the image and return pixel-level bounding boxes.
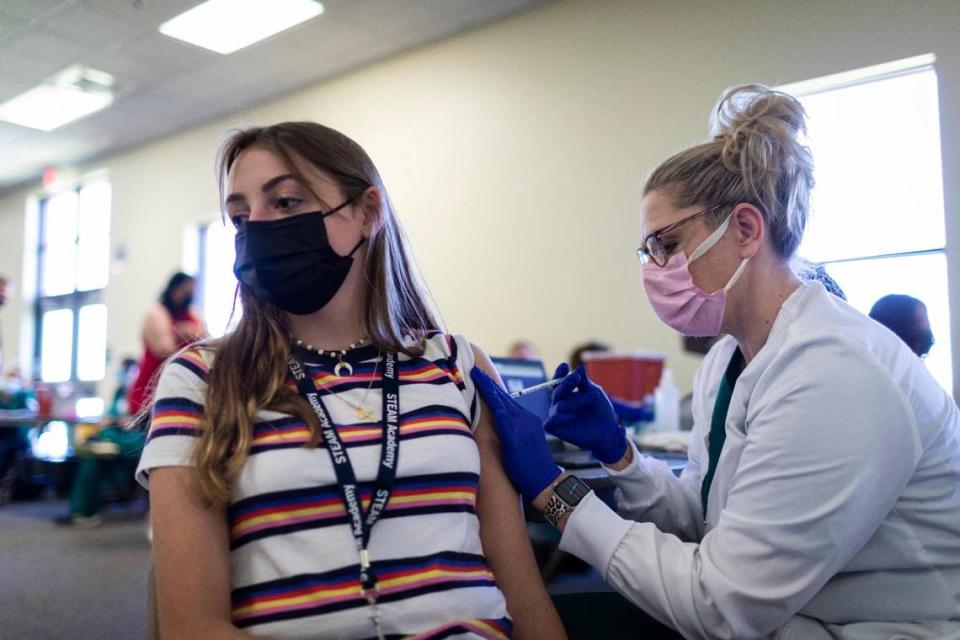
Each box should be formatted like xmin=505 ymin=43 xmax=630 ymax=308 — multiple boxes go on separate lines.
xmin=150 ymin=467 xmax=238 ymax=639
xmin=469 ymin=342 xmax=567 ymax=639
xmin=143 ymin=305 xmax=178 ymax=358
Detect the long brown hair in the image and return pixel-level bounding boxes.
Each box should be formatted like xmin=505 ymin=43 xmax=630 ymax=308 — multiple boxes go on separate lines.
xmin=194 ymin=122 xmax=442 ymax=503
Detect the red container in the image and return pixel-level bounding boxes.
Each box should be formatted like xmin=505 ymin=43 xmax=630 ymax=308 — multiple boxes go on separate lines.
xmin=34 ymin=383 xmax=54 ymax=416
xmin=582 ymin=351 xmax=665 ymax=403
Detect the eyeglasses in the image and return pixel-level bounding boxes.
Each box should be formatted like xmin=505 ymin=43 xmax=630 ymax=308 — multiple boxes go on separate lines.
xmin=636 ymin=204 xmax=726 ymax=267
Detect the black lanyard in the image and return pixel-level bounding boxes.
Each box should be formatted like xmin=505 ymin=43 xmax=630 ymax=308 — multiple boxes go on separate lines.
xmin=287 ymin=350 xmax=400 ymax=593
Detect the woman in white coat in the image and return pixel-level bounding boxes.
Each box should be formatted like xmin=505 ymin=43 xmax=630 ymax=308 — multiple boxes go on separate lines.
xmin=472 ymin=84 xmax=960 ymax=639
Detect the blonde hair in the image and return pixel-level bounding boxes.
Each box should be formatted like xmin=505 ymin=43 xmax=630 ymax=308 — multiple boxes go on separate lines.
xmin=644 ymin=84 xmax=815 ymax=260
xmin=193 ymin=122 xmax=442 ymax=503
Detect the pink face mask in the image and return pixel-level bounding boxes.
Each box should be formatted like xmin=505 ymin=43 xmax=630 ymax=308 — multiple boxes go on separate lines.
xmin=642 ymin=215 xmax=750 ymax=337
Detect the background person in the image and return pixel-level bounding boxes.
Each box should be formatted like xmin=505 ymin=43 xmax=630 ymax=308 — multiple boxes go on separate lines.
xmin=473 ymin=84 xmax=960 ymax=638
xmin=567 ymin=341 xmax=609 ymax=370
xmin=126 ymin=272 xmax=205 ymax=417
xmin=508 ymin=340 xmax=541 ymax=361
xmin=869 ymin=293 xmax=934 ymax=358
xmin=55 ymin=357 xmax=143 ymax=527
xmin=0 ymin=274 xmax=9 ymax=373
xmin=0 ymin=368 xmax=30 ymax=504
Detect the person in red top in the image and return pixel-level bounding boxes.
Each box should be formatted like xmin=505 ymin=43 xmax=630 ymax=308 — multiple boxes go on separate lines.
xmin=56 ymin=272 xmax=205 ymax=527
xmin=128 ymin=272 xmax=206 ymax=416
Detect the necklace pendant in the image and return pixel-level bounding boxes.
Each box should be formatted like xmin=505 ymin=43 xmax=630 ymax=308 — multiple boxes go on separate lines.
xmin=355 ymin=407 xmax=373 ymax=420
xmin=334 ymin=360 xmax=354 ymax=377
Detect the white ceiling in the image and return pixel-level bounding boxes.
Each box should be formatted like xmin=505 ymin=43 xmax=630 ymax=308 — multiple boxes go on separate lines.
xmin=0 ymin=0 xmax=546 ymax=193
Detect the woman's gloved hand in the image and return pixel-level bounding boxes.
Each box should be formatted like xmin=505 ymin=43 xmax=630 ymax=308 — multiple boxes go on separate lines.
xmin=470 ymin=367 xmax=562 ymax=502
xmin=545 ymin=364 xmax=628 ymax=465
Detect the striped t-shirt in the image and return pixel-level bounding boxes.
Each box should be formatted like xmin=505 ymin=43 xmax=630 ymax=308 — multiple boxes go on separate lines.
xmin=136 ymin=333 xmax=512 ymax=639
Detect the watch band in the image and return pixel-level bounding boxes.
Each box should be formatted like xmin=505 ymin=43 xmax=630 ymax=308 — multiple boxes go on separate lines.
xmin=542 ymin=476 xmax=591 ymax=527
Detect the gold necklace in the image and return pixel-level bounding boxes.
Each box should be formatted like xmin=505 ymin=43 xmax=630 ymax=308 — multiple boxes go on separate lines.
xmin=292 ymin=334 xmax=369 ymax=377
xmin=323 ymin=352 xmax=381 ymax=421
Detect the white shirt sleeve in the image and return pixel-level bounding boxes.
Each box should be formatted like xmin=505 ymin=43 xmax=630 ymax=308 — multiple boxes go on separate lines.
xmin=602 ymin=345 xmax=723 ymax=542
xmin=603 ymin=439 xmax=704 ymax=541
xmin=135 ymin=347 xmax=209 ymax=488
xmin=560 ymin=333 xmax=921 ymax=639
xmin=450 ymin=334 xmax=481 ymax=431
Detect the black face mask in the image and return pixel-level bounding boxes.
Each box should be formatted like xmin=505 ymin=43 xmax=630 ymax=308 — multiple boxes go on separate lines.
xmin=233 ymin=202 xmax=365 ymax=316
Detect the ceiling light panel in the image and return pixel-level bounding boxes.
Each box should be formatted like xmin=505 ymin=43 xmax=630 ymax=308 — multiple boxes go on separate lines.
xmin=159 ymin=0 xmax=324 ymax=55
xmin=0 ymin=66 xmax=116 ymax=131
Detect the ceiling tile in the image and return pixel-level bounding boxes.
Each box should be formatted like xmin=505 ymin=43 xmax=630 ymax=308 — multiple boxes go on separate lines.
xmin=4 ymin=28 xmax=98 ymax=67
xmin=0 ymin=0 xmax=70 ymax=23
xmin=0 ymin=44 xmax=63 ymax=84
xmin=0 ymin=11 xmax=29 ymax=36
xmin=40 ymin=4 xmax=151 ymax=49
xmin=84 ymin=0 xmax=198 ymax=30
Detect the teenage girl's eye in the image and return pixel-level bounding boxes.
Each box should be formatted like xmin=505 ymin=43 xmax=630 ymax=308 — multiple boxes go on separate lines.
xmin=229 ymin=215 xmax=247 ymax=230
xmin=662 ymin=242 xmax=678 ymax=255
xmin=275 ymin=197 xmax=302 ymax=211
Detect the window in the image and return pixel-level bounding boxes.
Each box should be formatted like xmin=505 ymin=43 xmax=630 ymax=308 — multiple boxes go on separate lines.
xmin=782 ymin=58 xmax=952 ymax=393
xmin=35 ymin=181 xmax=111 ymax=384
xmin=197 ymin=219 xmax=240 ymax=338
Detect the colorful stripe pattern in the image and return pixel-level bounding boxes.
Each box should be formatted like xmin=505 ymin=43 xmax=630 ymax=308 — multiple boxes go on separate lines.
xmin=147 ymin=396 xmax=203 ymax=441
xmin=409 ymin=617 xmax=513 ymax=640
xmin=231 ymin=551 xmax=498 ymax=629
xmin=249 ymin=404 xmax=473 ymax=454
xmin=284 ymin=355 xmax=466 ymax=394
xmin=228 ymin=472 xmax=478 ymax=549
xmin=171 ymin=348 xmax=209 ymax=381
xmin=138 ymin=334 xmax=507 ymax=637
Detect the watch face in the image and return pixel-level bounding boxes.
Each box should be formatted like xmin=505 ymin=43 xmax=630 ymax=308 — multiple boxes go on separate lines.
xmin=555 ymin=476 xmax=590 ymax=506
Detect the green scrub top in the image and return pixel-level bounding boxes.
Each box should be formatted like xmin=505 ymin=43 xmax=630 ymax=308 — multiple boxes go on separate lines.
xmin=701 ymin=348 xmax=744 ymax=515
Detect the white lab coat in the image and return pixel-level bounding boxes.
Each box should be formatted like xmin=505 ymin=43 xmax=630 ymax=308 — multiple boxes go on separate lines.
xmin=559 ymin=281 xmax=960 ymax=639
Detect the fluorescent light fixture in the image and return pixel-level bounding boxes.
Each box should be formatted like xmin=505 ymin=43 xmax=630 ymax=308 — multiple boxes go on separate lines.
xmin=0 ymin=65 xmax=116 ymax=131
xmin=160 ymin=0 xmax=324 ymax=55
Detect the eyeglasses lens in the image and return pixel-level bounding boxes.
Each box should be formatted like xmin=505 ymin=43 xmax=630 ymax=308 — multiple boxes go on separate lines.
xmin=645 ymin=237 xmax=666 ymax=266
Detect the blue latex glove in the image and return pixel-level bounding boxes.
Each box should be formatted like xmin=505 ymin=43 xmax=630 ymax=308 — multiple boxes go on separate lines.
xmin=545 ymin=365 xmax=628 ymax=465
xmin=553 ymin=363 xmax=651 ymax=424
xmin=470 ymin=367 xmax=562 ymax=502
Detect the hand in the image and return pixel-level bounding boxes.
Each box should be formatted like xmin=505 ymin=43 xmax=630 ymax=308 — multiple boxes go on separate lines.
xmin=544 ymin=365 xmax=628 ymax=465
xmin=470 ymin=367 xmax=563 ymax=502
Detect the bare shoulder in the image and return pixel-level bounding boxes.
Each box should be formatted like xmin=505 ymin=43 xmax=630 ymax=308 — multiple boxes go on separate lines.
xmin=144 ymin=303 xmax=172 ymax=325
xmin=468 ymin=341 xmax=504 ymax=383
xmin=467 ymin=342 xmax=505 ymax=447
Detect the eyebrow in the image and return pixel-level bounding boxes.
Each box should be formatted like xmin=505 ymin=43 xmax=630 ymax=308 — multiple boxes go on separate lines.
xmin=224 ymin=174 xmax=298 ymax=206
xmin=643 ymin=222 xmax=669 ymax=241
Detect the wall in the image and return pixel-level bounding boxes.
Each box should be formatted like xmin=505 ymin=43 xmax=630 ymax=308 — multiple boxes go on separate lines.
xmin=0 ymin=0 xmax=958 ymax=400
xmin=0 ymin=186 xmax=29 ymax=376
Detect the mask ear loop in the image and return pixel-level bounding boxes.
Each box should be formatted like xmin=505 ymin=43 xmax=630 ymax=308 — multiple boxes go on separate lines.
xmin=320 ymin=197 xmax=355 ymax=218
xmin=687 ymin=211 xmax=751 ymax=291
xmin=321 ymin=197 xmax=366 ymax=258
xmin=723 ymin=258 xmax=750 ymax=291
xmin=689 ymin=214 xmax=733 ymax=262
xmin=347 ymin=237 xmax=366 ymax=257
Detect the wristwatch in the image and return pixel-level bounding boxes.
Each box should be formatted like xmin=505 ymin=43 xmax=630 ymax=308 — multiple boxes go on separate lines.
xmin=542 ymin=475 xmax=592 ymax=527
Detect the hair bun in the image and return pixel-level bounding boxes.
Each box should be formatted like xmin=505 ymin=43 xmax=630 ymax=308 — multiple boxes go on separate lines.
xmin=710 ymin=84 xmax=809 ymax=177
